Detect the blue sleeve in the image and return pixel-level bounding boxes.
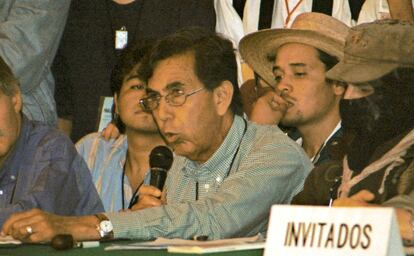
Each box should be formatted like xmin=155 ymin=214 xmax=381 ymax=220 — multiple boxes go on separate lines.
xmin=0 ymin=132 xmax=103 ymax=228
xmin=0 ymin=0 xmax=71 ymax=93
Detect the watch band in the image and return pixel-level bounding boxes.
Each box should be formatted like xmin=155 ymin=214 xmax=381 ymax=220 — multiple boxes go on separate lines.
xmin=94 ymin=213 xmax=114 ymax=240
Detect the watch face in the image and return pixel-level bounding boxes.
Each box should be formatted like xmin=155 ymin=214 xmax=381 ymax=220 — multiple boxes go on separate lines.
xmin=100 ymin=220 xmax=113 ymax=233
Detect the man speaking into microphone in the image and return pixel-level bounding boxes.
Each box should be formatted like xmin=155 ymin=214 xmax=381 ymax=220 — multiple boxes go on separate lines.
xmin=130 ymin=145 xmax=173 ymax=211
xmin=3 ymin=28 xmax=312 ymax=242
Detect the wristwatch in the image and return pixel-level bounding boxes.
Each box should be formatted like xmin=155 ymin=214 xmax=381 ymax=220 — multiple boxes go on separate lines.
xmin=95 ymin=213 xmax=114 ymax=240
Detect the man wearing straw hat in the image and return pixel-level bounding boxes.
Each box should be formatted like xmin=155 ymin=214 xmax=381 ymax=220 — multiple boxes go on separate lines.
xmin=294 ymin=19 xmax=414 ymax=243
xmin=239 ymin=12 xmax=348 ymax=166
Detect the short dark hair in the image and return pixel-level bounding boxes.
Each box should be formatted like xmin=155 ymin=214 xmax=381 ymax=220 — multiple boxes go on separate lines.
xmin=138 ymin=27 xmax=243 ymax=116
xmin=316 ymin=49 xmax=343 ymax=85
xmin=316 ymin=49 xmax=339 ymax=71
xmin=267 ymin=46 xmax=341 ymax=85
xmin=111 ymin=40 xmax=155 ymax=96
xmin=110 ymin=40 xmax=155 ymax=133
xmin=0 ymin=57 xmax=19 ymax=96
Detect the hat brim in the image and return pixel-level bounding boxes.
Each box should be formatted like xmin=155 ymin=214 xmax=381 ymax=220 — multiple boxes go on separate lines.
xmin=326 ymin=61 xmax=399 ymax=84
xmin=239 ymin=29 xmax=345 ymax=87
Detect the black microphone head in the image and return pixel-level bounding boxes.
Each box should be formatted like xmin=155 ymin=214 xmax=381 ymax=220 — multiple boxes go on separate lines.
xmin=149 ymin=146 xmax=173 ymax=170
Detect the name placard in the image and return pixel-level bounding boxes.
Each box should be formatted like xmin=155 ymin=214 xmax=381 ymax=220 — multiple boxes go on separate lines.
xmin=264 ymin=205 xmax=404 ymax=256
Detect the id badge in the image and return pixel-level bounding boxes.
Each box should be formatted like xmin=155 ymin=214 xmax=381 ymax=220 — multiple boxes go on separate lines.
xmin=115 ymin=26 xmax=128 ymax=50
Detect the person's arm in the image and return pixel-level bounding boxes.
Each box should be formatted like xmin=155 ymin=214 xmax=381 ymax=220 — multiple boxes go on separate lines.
xmin=106 ymin=129 xmax=312 ymax=240
xmin=0 ymin=132 xmax=103 ymax=227
xmin=2 ymin=209 xmax=101 ymax=243
xmin=0 ymin=204 xmax=35 ymax=229
xmin=2 ymin=126 xmax=312 ymax=242
xmin=388 ymin=0 xmax=414 ymax=21
xmin=0 ymin=0 xmax=71 ymax=93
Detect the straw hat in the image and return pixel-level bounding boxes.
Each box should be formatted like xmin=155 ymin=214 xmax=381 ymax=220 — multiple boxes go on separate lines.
xmin=326 ymin=19 xmax=414 ymax=84
xmin=239 ymin=12 xmax=349 ymax=87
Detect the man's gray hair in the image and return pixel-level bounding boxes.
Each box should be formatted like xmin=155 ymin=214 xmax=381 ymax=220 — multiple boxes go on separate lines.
xmin=0 ymin=57 xmax=19 ymax=96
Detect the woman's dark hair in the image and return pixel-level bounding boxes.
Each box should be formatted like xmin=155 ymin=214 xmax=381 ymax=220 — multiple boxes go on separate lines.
xmin=138 ymin=27 xmax=243 ymax=116
xmin=110 ymin=40 xmax=155 ymax=133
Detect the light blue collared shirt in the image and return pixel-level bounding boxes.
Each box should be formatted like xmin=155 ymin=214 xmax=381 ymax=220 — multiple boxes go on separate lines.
xmin=106 ymin=115 xmax=313 ymax=240
xmin=76 ymin=133 xmax=150 ymax=212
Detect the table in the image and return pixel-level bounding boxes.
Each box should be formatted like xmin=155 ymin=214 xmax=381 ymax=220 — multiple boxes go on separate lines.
xmin=2 ymin=241 xmax=414 ymax=255
xmin=0 ymin=240 xmax=264 ymax=256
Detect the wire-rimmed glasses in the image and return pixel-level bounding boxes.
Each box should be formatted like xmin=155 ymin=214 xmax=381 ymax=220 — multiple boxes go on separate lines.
xmin=139 ymin=87 xmax=205 ymax=111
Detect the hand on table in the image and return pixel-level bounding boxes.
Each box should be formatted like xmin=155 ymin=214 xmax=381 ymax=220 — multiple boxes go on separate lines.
xmin=2 ymin=209 xmax=99 ymax=243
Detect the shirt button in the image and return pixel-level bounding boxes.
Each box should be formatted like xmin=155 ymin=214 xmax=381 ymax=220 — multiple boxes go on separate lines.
xmin=204 ymin=184 xmax=210 ymax=189
xmin=216 ymin=177 xmax=222 ymax=183
xmin=0 ymin=190 xmax=3 ymax=195
xmin=10 ymin=175 xmax=16 ymax=180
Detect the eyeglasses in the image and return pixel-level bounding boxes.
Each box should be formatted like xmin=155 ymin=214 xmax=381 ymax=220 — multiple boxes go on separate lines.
xmin=139 ymin=87 xmax=205 ymax=111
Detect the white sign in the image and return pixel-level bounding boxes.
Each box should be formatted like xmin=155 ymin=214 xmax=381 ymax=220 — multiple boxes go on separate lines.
xmin=264 ymin=205 xmax=404 ymax=256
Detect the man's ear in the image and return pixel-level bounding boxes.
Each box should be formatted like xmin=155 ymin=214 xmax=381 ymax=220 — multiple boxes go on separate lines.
xmin=213 ymin=81 xmax=233 ymax=116
xmin=332 ymin=81 xmax=347 ymax=96
xmin=12 ymin=89 xmax=22 ymax=114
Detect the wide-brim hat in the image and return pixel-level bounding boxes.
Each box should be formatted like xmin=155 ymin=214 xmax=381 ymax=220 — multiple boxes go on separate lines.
xmin=326 ymin=19 xmax=414 ymax=84
xmin=326 ymin=61 xmax=399 ymax=84
xmin=239 ymin=12 xmax=349 ymax=87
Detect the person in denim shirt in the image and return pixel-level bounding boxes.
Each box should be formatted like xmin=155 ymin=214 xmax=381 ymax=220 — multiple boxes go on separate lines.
xmin=0 ymin=56 xmax=103 ymax=228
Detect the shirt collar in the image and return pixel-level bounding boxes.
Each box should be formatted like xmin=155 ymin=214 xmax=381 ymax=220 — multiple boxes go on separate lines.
xmin=296 ymin=121 xmax=342 ymax=163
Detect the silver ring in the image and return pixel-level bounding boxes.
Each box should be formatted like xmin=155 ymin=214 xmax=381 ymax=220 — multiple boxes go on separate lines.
xmin=26 ymin=226 xmax=33 ymax=235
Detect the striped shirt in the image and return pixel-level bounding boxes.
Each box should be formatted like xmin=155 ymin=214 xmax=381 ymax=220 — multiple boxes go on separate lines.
xmin=76 ymin=134 xmax=150 ymax=212
xmin=106 ymin=115 xmax=313 ymax=240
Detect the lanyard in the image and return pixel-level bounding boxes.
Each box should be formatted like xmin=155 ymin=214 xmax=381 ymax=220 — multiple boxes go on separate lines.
xmin=104 ymin=0 xmax=143 ymax=51
xmin=121 ymin=155 xmax=145 ymax=210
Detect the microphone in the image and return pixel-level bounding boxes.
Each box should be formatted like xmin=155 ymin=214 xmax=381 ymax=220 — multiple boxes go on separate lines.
xmin=149 ymin=145 xmax=173 ymax=190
